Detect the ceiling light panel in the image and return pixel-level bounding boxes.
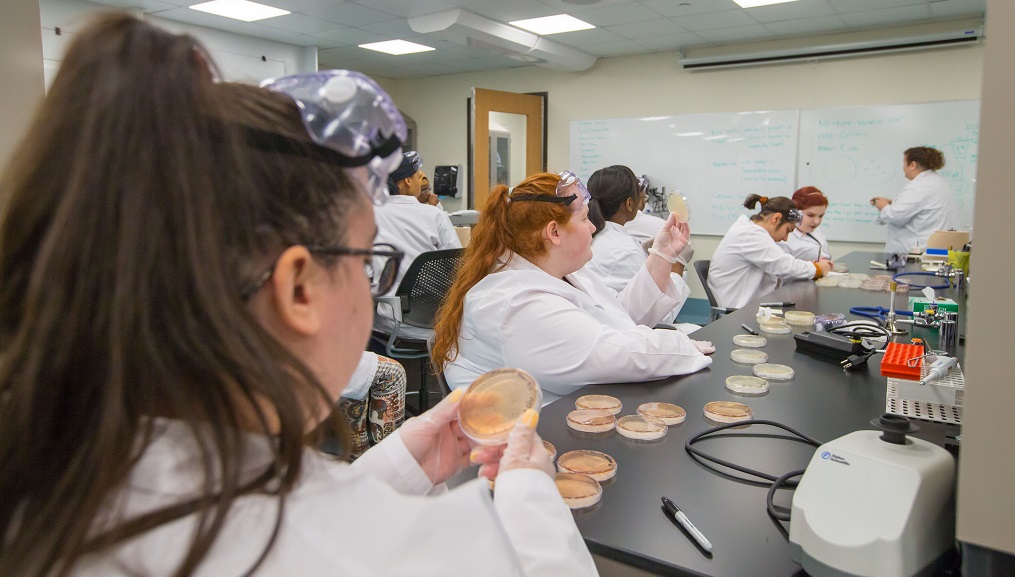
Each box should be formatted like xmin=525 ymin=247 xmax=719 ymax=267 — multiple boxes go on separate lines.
xmin=359 ymin=39 xmax=436 ymax=55
xmin=733 ymin=0 xmax=799 ymax=8
xmin=509 ymin=14 xmax=595 ymax=35
xmin=189 ymin=0 xmax=290 ymax=22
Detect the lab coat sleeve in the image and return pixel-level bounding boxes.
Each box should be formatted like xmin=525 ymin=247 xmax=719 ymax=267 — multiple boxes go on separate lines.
xmin=878 ymin=187 xmax=921 ymax=226
xmin=350 ymin=429 xmax=439 ymax=496
xmin=434 ymin=210 xmax=463 ymax=249
xmin=500 ymin=289 xmax=711 ymax=387
xmin=737 ymin=233 xmax=816 ymax=281
xmin=617 ymin=265 xmax=689 ymax=326
xmin=494 ymin=469 xmax=599 ymax=577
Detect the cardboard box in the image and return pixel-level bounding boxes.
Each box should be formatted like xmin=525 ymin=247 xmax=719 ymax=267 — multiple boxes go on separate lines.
xmin=908 ymin=297 xmax=958 ymax=313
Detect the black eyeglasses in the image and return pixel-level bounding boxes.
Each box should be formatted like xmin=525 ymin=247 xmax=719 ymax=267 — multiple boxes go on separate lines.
xmin=241 ymin=243 xmax=404 ymax=300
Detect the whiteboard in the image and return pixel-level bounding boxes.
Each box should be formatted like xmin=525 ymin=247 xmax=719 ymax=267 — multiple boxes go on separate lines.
xmin=798 ymin=101 xmax=979 ymax=242
xmin=569 ymin=100 xmax=979 ymax=240
xmin=570 ymin=110 xmax=799 ymax=235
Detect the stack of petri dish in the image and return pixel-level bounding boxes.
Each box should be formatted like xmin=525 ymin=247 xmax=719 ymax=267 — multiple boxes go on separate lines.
xmin=815 ymin=276 xmax=841 ymax=287
xmin=575 ymin=394 xmax=623 ymax=415
xmin=557 ymin=450 xmax=617 ymax=482
xmin=784 ymin=311 xmax=816 ymax=326
xmin=637 ymin=402 xmax=686 ymax=425
xmin=566 ymin=409 xmax=617 ymax=433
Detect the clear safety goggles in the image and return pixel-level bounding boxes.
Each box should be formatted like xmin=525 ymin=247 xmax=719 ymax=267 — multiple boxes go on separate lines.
xmin=404 ymin=150 xmax=422 ymax=173
xmin=784 ymin=208 xmax=804 ymax=224
xmin=637 ymin=176 xmax=649 ymax=194
xmin=509 ymin=171 xmax=591 ymax=214
xmin=260 ymin=70 xmax=407 ymax=204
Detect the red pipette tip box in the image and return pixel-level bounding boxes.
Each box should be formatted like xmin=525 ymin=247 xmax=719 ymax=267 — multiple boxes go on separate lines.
xmin=881 ymin=342 xmax=923 ymax=380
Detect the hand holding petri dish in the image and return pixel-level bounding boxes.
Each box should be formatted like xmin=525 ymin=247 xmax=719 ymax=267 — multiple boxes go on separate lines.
xmin=458 ymin=368 xmax=542 ymax=446
xmin=667 ymin=191 xmax=691 ymax=223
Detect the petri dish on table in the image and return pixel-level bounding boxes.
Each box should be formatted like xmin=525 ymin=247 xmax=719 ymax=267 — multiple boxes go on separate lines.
xmin=730 ymin=348 xmax=769 ymax=364
xmin=733 ymin=334 xmax=768 ymax=348
xmin=703 ymin=401 xmax=754 ymax=423
xmin=637 ymin=402 xmax=686 ymax=425
xmin=555 ymin=472 xmax=603 ymax=509
xmin=458 ymin=368 xmax=542 ymax=446
xmin=725 ymin=375 xmax=770 ymax=395
xmin=557 ymin=450 xmax=617 ymax=482
xmin=575 ymin=394 xmax=622 ymax=415
xmin=543 ymin=440 xmax=557 ymax=462
xmin=759 ymin=320 xmax=792 ymax=334
xmin=784 ymin=311 xmax=816 ymax=326
xmin=566 ymin=409 xmax=617 ymax=433
xmin=753 ymin=363 xmax=796 ymax=381
xmin=616 ymin=415 xmax=668 ymax=440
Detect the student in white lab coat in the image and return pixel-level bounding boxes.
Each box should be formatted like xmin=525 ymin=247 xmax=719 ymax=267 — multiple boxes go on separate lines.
xmin=871 ymin=146 xmax=960 ymax=255
xmin=376 ymin=151 xmax=462 ymax=301
xmin=709 ymin=195 xmax=834 ymax=309
xmin=780 ymin=186 xmax=831 ymax=261
xmin=432 ymin=172 xmax=714 ymax=405
xmin=0 ymin=16 xmax=596 ymax=577
xmin=624 ymin=176 xmax=668 ymax=244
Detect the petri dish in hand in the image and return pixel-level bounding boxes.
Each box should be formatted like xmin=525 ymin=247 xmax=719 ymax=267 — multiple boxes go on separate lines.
xmin=458 ymin=368 xmax=542 ymax=446
xmin=667 ymin=191 xmax=691 ymax=223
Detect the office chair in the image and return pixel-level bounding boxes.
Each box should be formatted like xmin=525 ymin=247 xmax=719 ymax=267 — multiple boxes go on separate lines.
xmin=693 ymin=259 xmax=736 ymax=323
xmin=373 ymin=248 xmax=463 ymax=412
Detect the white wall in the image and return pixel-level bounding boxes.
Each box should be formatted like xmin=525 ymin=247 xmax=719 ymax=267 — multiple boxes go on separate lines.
xmin=0 ymin=1 xmax=44 ymax=177
xmin=39 ymin=0 xmax=317 ymax=86
xmin=384 ymin=41 xmax=984 ymax=298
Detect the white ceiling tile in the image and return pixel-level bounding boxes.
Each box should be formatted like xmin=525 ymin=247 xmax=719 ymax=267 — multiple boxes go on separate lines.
xmin=929 ymin=0 xmax=986 ymax=18
xmin=250 ymin=27 xmax=323 ymax=46
xmin=357 ymin=18 xmax=423 ymax=39
xmin=259 ymin=12 xmax=343 ymax=34
xmin=584 ymin=39 xmax=653 ymax=57
xmin=763 ymin=14 xmax=848 ymax=36
xmin=547 ymin=27 xmax=626 ymax=47
xmin=634 ymin=32 xmax=708 ymax=50
xmin=256 ymin=0 xmax=343 ymax=11
xmin=840 ymin=5 xmax=931 ymax=27
xmin=745 ymin=0 xmax=838 ymax=24
xmin=538 ymin=0 xmax=644 ymax=12
xmin=466 ymin=1 xmax=559 ymax=22
xmin=692 ymin=23 xmax=775 ymax=43
xmin=673 ymin=9 xmax=759 ymax=31
xmin=361 ymin=0 xmax=460 ymax=18
xmin=81 ymin=0 xmax=179 ymax=15
xmin=828 ymin=0 xmax=927 ymax=14
xmin=567 ymin=3 xmax=668 ymax=26
xmin=302 ymin=3 xmax=400 ymax=26
xmin=313 ymin=26 xmax=390 ymax=45
xmin=606 ymin=18 xmax=689 ymax=39
xmin=641 ymin=0 xmax=742 ymax=18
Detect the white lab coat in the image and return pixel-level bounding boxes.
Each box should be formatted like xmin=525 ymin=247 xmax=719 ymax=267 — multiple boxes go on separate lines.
xmin=708 ymin=215 xmax=817 ymax=310
xmin=375 ymin=195 xmax=462 ymax=298
xmin=444 ymin=253 xmax=711 ymax=404
xmin=74 ymin=419 xmax=597 ymax=577
xmin=623 ymin=211 xmax=667 ymax=244
xmin=878 ymin=170 xmax=959 ymax=255
xmin=780 ymin=228 xmax=830 ymax=261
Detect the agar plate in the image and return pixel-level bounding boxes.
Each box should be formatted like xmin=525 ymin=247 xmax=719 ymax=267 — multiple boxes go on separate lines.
xmin=543 ymin=440 xmax=557 ymax=462
xmin=784 ymin=311 xmax=816 ymax=326
xmin=732 ymin=334 xmax=767 ymax=348
xmin=730 ymin=349 xmax=769 ymax=364
xmin=459 ymin=368 xmax=541 ymax=446
xmin=725 ymin=375 xmax=770 ymax=395
xmin=554 ymin=472 xmax=602 ymax=509
xmin=575 ymin=394 xmax=622 ymax=415
xmin=703 ymin=401 xmax=754 ymax=423
xmin=557 ymin=450 xmax=617 ymax=482
xmin=637 ymin=402 xmax=686 ymax=425
xmin=753 ymin=363 xmax=795 ymax=380
xmin=566 ymin=409 xmax=617 ymax=433
xmin=616 ymin=415 xmax=668 ymax=440
xmin=759 ymin=320 xmax=792 ymax=334
xmin=667 ymin=191 xmax=691 ymax=223
xmin=815 ymin=276 xmax=841 ymax=287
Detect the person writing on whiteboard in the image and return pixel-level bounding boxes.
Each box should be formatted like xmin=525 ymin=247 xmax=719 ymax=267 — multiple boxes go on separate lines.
xmin=870 ymin=146 xmax=959 ymax=256
xmin=709 ymin=195 xmax=833 ymax=310
xmin=780 ymin=186 xmax=831 ymax=261
xmin=431 ymin=172 xmax=713 ymax=405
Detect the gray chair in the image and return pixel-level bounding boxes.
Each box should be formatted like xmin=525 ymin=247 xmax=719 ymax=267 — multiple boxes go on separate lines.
xmin=693 ymin=259 xmax=736 ymax=323
xmin=373 ymin=248 xmax=463 ymax=411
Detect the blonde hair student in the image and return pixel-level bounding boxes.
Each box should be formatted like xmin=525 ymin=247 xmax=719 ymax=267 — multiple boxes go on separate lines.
xmin=708 ymin=194 xmax=834 ymax=310
xmin=432 ymin=172 xmax=713 ymax=406
xmin=0 ymin=14 xmax=595 ymax=577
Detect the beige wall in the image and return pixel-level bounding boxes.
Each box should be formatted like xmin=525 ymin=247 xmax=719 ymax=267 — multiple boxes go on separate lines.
xmin=384 ymin=39 xmax=984 ymax=297
xmin=0 ymin=2 xmax=44 ymax=178
xmin=956 ymin=0 xmax=1015 ymax=556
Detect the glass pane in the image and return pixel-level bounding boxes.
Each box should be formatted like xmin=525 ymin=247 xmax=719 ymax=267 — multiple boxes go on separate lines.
xmin=489 ymin=112 xmax=527 ymax=188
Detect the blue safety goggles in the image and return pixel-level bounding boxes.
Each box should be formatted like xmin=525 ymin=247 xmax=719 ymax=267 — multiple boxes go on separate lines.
xmin=261 ymin=70 xmax=407 ymax=204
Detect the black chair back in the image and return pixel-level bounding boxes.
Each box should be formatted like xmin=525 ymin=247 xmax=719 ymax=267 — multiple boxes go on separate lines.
xmin=393 ymin=248 xmax=464 ymax=328
xmin=693 ymin=259 xmax=718 ymax=308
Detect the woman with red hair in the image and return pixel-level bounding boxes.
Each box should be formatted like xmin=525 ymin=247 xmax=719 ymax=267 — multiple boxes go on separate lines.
xmin=781 ymin=186 xmax=831 ymax=261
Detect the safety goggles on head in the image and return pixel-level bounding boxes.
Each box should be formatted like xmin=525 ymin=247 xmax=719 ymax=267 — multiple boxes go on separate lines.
xmin=509 ymin=171 xmax=591 ymax=214
xmin=784 ymin=208 xmax=803 ymax=224
xmin=260 ymin=70 xmax=407 ymax=205
xmin=405 ymin=150 xmax=422 ymax=173
xmin=637 ymin=176 xmax=649 ymax=194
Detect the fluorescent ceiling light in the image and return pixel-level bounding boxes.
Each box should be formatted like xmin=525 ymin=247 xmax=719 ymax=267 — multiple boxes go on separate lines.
xmin=359 ymin=40 xmax=435 ymax=55
xmin=733 ymin=0 xmax=799 ymax=8
xmin=509 ymin=14 xmax=595 ymax=35
xmin=189 ymin=0 xmax=289 ymax=22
